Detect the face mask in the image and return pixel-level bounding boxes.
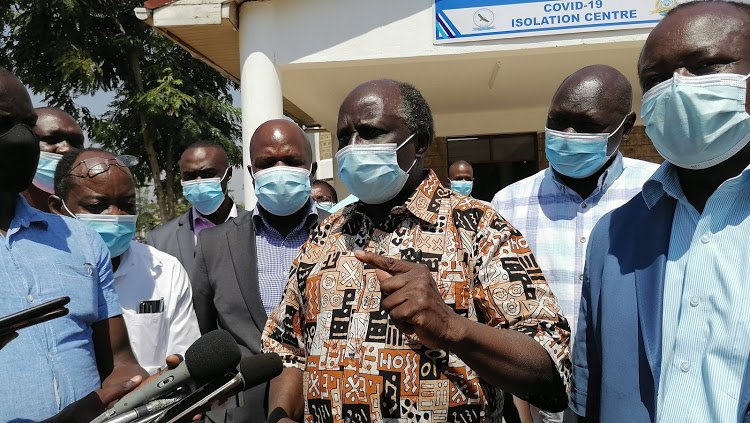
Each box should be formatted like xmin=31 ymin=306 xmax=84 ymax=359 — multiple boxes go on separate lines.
xmin=0 ymin=123 xmax=39 ymax=193
xmin=32 ymin=152 xmax=62 ymax=194
xmin=641 ymin=72 xmax=750 ymax=170
xmin=316 ymin=201 xmax=335 ymax=212
xmin=450 ymin=180 xmax=473 ymax=196
xmin=336 ymin=134 xmax=416 ymax=204
xmin=545 ymin=117 xmax=626 ymax=179
xmin=64 ymin=202 xmax=136 ymax=258
xmin=181 ymin=168 xmax=228 ymax=215
xmin=253 ymin=166 xmax=311 ymax=216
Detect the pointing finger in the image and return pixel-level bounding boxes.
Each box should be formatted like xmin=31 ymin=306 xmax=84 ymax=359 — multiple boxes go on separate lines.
xmin=354 ymin=250 xmax=415 ymax=276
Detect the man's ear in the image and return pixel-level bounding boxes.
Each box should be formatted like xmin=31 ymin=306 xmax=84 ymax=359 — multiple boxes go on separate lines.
xmin=226 ymin=167 xmax=233 ymax=181
xmin=48 ymin=195 xmax=65 ymax=216
xmin=310 ymin=162 xmax=318 ymax=179
xmin=621 ymin=112 xmax=637 ymax=141
xmin=246 ymin=165 xmax=255 ymax=183
xmin=415 ymin=133 xmax=431 ymax=157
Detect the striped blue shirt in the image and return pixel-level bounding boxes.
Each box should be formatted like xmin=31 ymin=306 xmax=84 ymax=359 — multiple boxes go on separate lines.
xmin=253 ymin=200 xmax=319 ymax=316
xmin=492 ymin=153 xmax=658 ymax=337
xmin=643 ymin=162 xmax=750 ymax=422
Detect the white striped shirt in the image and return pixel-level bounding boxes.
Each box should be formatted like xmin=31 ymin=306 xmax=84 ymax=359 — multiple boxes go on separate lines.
xmin=644 ymin=162 xmax=750 ymax=422
xmin=492 ymin=153 xmax=658 ymax=337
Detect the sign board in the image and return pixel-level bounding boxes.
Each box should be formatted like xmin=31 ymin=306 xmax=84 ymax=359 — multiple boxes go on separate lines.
xmin=434 ymin=0 xmax=683 ymax=44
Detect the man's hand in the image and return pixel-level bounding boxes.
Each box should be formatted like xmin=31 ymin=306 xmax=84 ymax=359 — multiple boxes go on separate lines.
xmin=95 ymin=375 xmax=143 ymax=407
xmin=354 ymin=250 xmax=461 ymax=350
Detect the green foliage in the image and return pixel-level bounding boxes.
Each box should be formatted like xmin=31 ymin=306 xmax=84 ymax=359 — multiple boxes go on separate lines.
xmin=0 ymin=0 xmax=242 ymax=221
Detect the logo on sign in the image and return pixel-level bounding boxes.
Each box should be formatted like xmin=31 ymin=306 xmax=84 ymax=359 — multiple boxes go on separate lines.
xmin=473 ymin=8 xmax=495 ymax=31
xmin=652 ymin=0 xmax=679 ymax=16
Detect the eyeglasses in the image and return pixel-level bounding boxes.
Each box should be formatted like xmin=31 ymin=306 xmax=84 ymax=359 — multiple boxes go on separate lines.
xmin=67 ymin=155 xmax=139 ymax=179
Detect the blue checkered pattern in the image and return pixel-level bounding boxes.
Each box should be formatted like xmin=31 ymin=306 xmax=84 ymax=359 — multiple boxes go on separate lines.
xmin=253 ymin=200 xmax=319 ymax=316
xmin=492 ymin=154 xmax=658 ymax=337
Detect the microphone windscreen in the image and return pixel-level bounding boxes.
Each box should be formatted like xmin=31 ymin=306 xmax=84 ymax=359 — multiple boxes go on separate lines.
xmin=239 ymin=353 xmax=284 ymax=389
xmin=184 ymin=330 xmax=241 ymax=384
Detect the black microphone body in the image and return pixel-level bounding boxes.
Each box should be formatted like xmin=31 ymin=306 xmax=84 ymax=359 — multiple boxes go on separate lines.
xmin=91 ymin=330 xmax=240 ymax=422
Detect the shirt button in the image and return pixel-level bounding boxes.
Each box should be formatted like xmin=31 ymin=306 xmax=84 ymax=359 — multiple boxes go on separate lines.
xmin=579 ymin=274 xmax=584 ymax=281
xmin=680 ymin=361 xmax=691 ymax=372
xmin=700 ymin=233 xmax=710 ymax=244
xmin=690 ymin=297 xmax=700 ymax=307
xmin=27 ymin=295 xmax=34 ymax=303
xmin=580 ymin=237 xmax=587 ymax=243
xmin=581 ymin=203 xmax=588 ymax=209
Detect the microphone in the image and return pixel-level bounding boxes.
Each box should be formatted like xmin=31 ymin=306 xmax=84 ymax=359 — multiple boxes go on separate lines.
xmin=91 ymin=330 xmax=240 ymax=423
xmin=154 ymin=353 xmax=284 ymax=423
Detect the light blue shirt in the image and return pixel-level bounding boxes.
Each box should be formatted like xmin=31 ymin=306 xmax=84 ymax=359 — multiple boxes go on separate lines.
xmin=492 ymin=154 xmax=658 ymax=337
xmin=253 ymin=200 xmax=319 ymax=316
xmin=0 ymin=196 xmax=121 ymax=422
xmin=643 ymin=163 xmax=750 ymax=422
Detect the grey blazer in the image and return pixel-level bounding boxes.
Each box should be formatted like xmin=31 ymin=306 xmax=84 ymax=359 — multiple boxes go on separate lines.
xmin=146 ymin=207 xmax=250 ymax=273
xmin=191 ymin=208 xmax=328 ymax=422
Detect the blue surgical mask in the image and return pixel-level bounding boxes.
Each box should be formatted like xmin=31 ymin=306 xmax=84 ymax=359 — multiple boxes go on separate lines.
xmin=32 ymin=152 xmax=62 ymax=194
xmin=336 ymin=134 xmax=416 ymax=204
xmin=253 ymin=166 xmax=311 ymax=216
xmin=181 ymin=168 xmax=228 ymax=215
xmin=545 ymin=117 xmax=626 ymax=179
xmin=64 ymin=202 xmax=136 ymax=258
xmin=641 ymin=72 xmax=750 ymax=169
xmin=316 ymin=201 xmax=336 ymax=212
xmin=450 ymin=180 xmax=473 ymax=196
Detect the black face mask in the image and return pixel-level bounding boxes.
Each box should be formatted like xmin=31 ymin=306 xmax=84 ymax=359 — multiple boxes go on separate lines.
xmin=0 ymin=124 xmax=40 ymax=193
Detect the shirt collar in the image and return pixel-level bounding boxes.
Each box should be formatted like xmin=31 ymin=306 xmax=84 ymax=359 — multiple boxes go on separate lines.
xmin=191 ymin=202 xmax=238 ymax=228
xmin=12 ymin=194 xmax=48 ymax=231
xmin=389 ymin=170 xmax=446 ymax=225
xmin=642 ymin=160 xmax=750 ymax=209
xmin=252 ymin=197 xmax=319 ymax=232
xmin=549 ymin=152 xmax=625 ymax=199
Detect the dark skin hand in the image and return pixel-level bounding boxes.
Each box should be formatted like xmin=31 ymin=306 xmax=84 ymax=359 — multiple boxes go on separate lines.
xmin=180 ymin=145 xmax=234 ymax=225
xmin=0 ymin=332 xmax=18 ymax=350
xmin=546 ymin=65 xmax=635 ymax=200
xmin=355 ymin=250 xmax=564 ymax=398
xmin=637 ymin=2 xmax=750 ymax=213
xmin=22 ymin=107 xmax=84 ymax=212
xmin=248 ymin=119 xmax=317 ymax=237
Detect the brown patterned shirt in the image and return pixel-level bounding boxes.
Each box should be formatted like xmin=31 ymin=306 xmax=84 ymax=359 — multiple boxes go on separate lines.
xmin=262 ymin=171 xmax=571 ymax=423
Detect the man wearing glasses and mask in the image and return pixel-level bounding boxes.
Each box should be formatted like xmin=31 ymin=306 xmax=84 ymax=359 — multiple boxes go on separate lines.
xmin=49 ymin=148 xmax=201 ymax=375
xmin=0 ymin=67 xmax=148 ymax=421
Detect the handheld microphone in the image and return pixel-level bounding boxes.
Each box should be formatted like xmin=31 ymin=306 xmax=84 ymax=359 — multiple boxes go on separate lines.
xmin=154 ymin=353 xmax=284 ymax=423
xmin=90 ymin=330 xmax=240 ymax=423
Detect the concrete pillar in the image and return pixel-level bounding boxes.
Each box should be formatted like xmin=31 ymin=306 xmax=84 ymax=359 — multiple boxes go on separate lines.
xmin=239 ymin=1 xmax=283 ymax=209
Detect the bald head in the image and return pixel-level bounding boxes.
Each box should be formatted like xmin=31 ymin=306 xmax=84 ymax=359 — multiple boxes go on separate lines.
xmin=554 ymin=65 xmax=632 ymax=119
xmin=449 ymin=160 xmax=473 ymax=181
xmin=249 ymin=119 xmax=314 ymax=173
xmin=0 ymin=70 xmax=40 ymax=193
xmin=34 ymin=107 xmax=84 ymax=154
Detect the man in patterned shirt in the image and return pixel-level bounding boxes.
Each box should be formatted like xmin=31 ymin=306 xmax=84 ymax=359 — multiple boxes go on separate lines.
xmin=262 ymin=79 xmax=571 ymax=423
xmin=491 ymin=65 xmax=658 ymax=422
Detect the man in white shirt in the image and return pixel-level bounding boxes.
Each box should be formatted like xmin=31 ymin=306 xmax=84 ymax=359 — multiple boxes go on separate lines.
xmin=492 ymin=65 xmax=658 ymax=422
xmin=50 ymin=147 xmax=201 ymax=374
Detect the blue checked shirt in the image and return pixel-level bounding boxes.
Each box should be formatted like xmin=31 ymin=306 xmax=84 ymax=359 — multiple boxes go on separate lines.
xmin=643 ymin=162 xmax=750 ymax=422
xmin=0 ymin=196 xmax=121 ymax=421
xmin=492 ymin=153 xmax=658 ymax=337
xmin=253 ymin=200 xmax=319 ymax=316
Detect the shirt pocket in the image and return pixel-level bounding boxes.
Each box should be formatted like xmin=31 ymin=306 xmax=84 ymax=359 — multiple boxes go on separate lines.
xmin=50 ymin=262 xmax=98 ymax=324
xmin=125 ymin=310 xmax=168 ymax=370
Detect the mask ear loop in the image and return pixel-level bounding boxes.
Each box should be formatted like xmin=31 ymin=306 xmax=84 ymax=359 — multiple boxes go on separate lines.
xmin=395 ymin=133 xmax=419 ymax=173
xmin=61 ymin=200 xmax=77 ymax=219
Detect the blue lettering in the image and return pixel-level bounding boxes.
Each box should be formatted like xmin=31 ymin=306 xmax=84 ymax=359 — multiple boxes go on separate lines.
xmin=544 ymin=2 xmax=585 ymax=12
